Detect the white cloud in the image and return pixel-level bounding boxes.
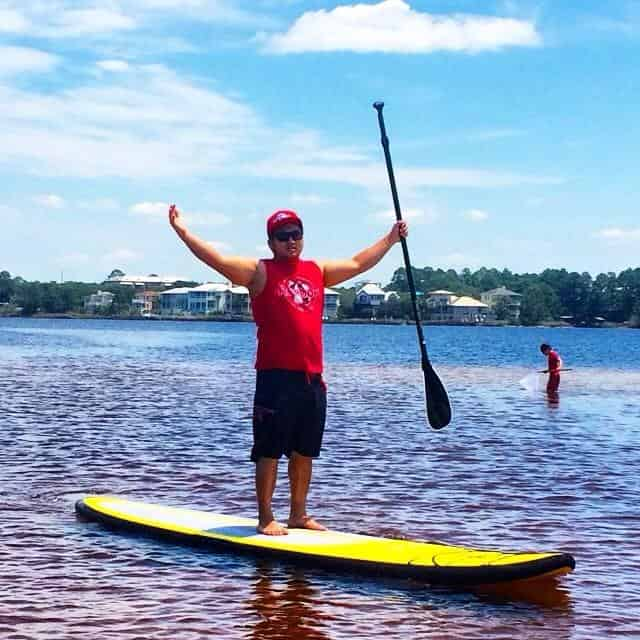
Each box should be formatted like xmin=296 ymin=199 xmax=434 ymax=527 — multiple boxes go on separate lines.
xmin=0 ymin=61 xmax=560 ymax=192
xmin=45 ymin=8 xmax=136 ymax=37
xmin=130 ymin=202 xmax=230 ymax=226
xmin=96 ymin=59 xmax=131 ymax=72
xmin=594 ymin=227 xmax=640 ymax=242
xmin=34 ymin=194 xmax=65 ymax=209
xmin=77 ymin=198 xmax=120 ymax=211
xmin=290 ymin=193 xmax=334 ymax=206
xmin=5 ymin=0 xmax=273 ymax=40
xmin=372 ymin=207 xmax=437 ymax=224
xmin=263 ymin=0 xmax=541 ymax=54
xmin=0 ymin=66 xmax=264 ymax=178
xmin=131 ymin=0 xmax=271 ymax=26
xmin=249 ymin=159 xmax=562 ymax=189
xmin=184 ymin=212 xmax=231 ymax=226
xmin=130 ymin=201 xmax=168 ymax=217
xmin=464 ymin=208 xmax=489 ymax=222
xmin=0 ymin=8 xmax=30 ymax=32
xmin=0 ymin=46 xmax=60 ymax=75
xmin=399 ymin=166 xmax=561 ymax=188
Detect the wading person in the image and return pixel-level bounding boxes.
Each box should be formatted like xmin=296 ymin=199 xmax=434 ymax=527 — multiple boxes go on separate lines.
xmin=540 ymin=342 xmax=562 ymax=397
xmin=169 ymin=205 xmax=408 ymax=535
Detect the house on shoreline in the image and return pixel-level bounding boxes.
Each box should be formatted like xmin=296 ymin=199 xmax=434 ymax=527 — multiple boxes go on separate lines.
xmin=481 ymin=286 xmax=523 ymax=321
xmin=426 ymin=290 xmax=490 ymax=324
xmin=159 ymin=283 xmax=341 ymax=319
xmin=104 ymin=271 xmax=341 ymax=319
xmin=354 ymin=283 xmax=399 ymax=318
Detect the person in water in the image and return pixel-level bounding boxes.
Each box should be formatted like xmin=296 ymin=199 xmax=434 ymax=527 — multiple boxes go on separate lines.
xmin=540 ymin=343 xmax=563 ymax=396
xmin=169 ymin=205 xmax=408 ymax=535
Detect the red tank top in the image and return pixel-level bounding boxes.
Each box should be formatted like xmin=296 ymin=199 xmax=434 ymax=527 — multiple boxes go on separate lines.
xmin=251 ymin=258 xmax=324 ymax=373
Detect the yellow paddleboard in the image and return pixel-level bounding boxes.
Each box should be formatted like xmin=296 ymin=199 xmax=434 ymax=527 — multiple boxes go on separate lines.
xmin=75 ymin=495 xmax=575 ymax=586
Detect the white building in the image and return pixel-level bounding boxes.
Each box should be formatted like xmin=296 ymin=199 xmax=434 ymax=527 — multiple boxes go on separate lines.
xmin=158 ymin=287 xmax=191 ymax=315
xmin=84 ymin=290 xmax=115 ymax=312
xmin=426 ymin=290 xmax=489 ymax=323
xmin=158 ymin=283 xmax=250 ymax=316
xmin=104 ymin=274 xmax=183 ymax=289
xmin=481 ymin=286 xmax=522 ymax=320
xmin=159 ymin=283 xmax=339 ymax=319
xmin=448 ymin=296 xmax=490 ymax=323
xmin=188 ymin=283 xmax=233 ymax=315
xmin=356 ymin=283 xmax=386 ymax=307
xmin=323 ymin=288 xmax=340 ymax=319
xmin=131 ymin=290 xmax=160 ymax=316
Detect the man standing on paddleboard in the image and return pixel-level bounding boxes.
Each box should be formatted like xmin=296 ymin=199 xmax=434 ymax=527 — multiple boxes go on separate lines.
xmin=540 ymin=343 xmax=562 ymax=397
xmin=169 ymin=205 xmax=407 ymax=535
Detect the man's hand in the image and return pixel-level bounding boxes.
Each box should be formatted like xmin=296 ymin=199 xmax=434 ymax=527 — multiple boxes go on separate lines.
xmin=169 ymin=204 xmax=188 ymax=237
xmin=387 ymin=220 xmax=409 ymax=245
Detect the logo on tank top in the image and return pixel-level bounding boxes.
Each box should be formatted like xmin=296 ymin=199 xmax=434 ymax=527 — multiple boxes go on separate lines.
xmin=277 ymin=277 xmax=319 ymax=312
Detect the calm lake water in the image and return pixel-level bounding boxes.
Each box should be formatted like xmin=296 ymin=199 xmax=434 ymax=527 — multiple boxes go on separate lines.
xmin=1 ymin=318 xmax=639 ymax=639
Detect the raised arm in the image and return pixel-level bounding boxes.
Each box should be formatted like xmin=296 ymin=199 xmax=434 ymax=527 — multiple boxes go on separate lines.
xmin=321 ymin=221 xmax=408 ymax=287
xmin=169 ymin=204 xmax=259 ymax=289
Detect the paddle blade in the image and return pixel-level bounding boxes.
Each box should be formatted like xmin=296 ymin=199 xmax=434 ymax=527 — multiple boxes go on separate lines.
xmin=423 ymin=362 xmax=451 ymax=430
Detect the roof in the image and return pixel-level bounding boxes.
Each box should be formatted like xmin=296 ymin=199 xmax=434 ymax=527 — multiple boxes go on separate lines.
xmin=159 ymin=287 xmax=192 ymax=295
xmin=191 ymin=283 xmax=231 ymax=292
xmin=482 ymin=286 xmax=522 ymax=297
xmin=324 ymin=288 xmax=339 ymax=296
xmin=449 ymin=296 xmax=489 ymax=308
xmin=428 ymin=289 xmax=455 ymax=295
xmin=105 ymin=274 xmax=182 ymax=286
xmin=357 ymin=283 xmax=386 ymax=296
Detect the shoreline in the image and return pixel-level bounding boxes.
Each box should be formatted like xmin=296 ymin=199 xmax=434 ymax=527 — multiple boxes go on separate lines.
xmin=0 ymin=312 xmax=632 ymax=329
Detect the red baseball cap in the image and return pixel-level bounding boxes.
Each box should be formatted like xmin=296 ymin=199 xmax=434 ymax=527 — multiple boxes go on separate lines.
xmin=267 ymin=209 xmax=303 ymax=237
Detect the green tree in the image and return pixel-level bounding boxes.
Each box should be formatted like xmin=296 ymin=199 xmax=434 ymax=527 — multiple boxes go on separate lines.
xmin=520 ymin=283 xmax=558 ymax=325
xmin=336 ymin=287 xmax=356 ymax=318
xmin=0 ymin=270 xmax=14 ymax=303
xmin=16 ymin=282 xmax=41 ymax=315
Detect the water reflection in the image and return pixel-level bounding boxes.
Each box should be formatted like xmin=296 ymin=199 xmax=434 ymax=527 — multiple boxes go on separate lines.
xmin=247 ymin=563 xmax=330 ymax=640
xmin=546 ymin=392 xmax=560 ymax=408
xmin=475 ymin=577 xmax=572 ymax=609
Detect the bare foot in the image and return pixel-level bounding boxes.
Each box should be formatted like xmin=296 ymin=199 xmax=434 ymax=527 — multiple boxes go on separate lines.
xmin=257 ymin=520 xmax=288 ymax=536
xmin=287 ymin=516 xmax=327 ymax=531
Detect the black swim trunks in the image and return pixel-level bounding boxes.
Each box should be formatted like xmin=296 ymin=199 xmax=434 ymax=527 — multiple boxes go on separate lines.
xmin=251 ymin=369 xmax=327 ymax=462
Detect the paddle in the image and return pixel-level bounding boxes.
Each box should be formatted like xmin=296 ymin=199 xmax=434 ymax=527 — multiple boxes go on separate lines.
xmin=520 ymin=369 xmax=573 ymax=392
xmin=373 ymin=101 xmax=451 ymax=430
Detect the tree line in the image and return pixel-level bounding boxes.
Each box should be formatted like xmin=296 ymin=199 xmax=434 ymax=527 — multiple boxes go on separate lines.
xmin=2 ymin=266 xmax=640 ymax=326
xmin=0 ymin=271 xmax=134 ymax=316
xmin=379 ymin=265 xmax=640 ymax=326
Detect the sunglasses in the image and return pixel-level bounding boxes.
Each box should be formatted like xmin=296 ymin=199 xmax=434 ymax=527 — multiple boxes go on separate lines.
xmin=273 ymin=229 xmax=303 ymax=242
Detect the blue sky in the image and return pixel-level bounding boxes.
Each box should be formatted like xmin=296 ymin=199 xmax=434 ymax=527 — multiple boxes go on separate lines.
xmin=1 ymin=0 xmax=639 ymax=286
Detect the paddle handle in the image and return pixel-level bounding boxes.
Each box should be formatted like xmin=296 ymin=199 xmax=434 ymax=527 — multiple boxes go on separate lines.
xmin=373 ymin=102 xmax=429 ymax=369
